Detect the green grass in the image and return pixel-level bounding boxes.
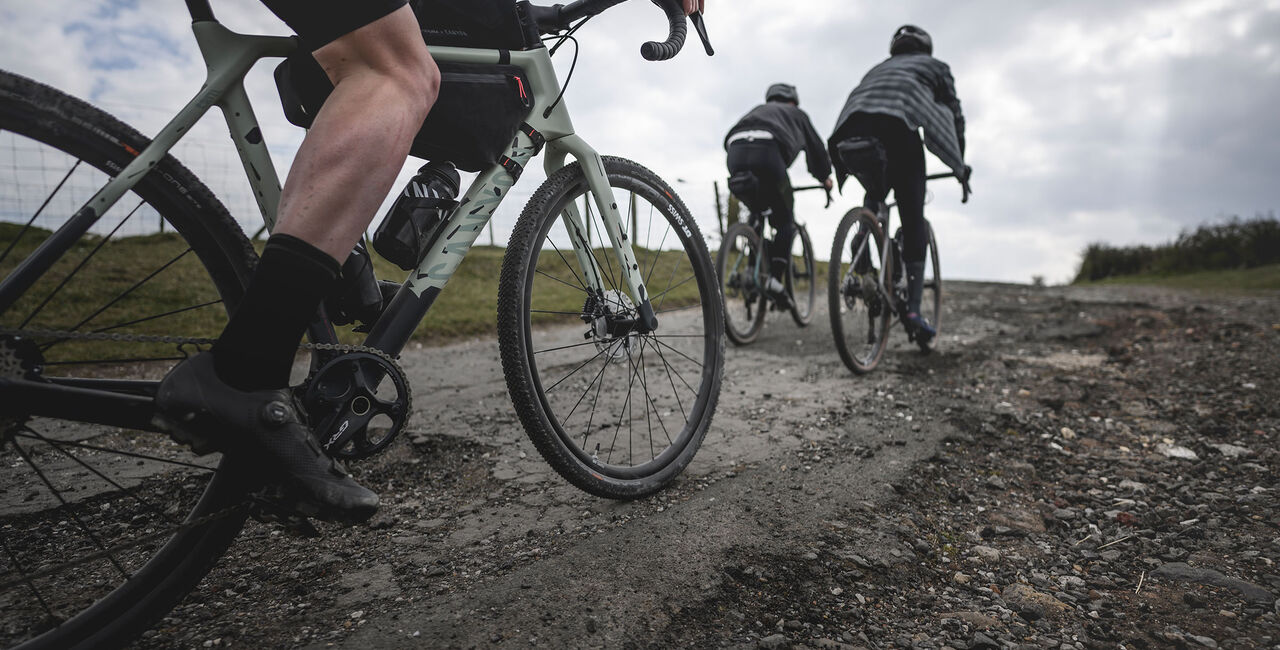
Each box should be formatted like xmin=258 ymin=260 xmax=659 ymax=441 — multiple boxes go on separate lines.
xmin=1082 ymin=264 xmax=1280 ymax=292
xmin=1 ymin=222 xmax=704 ymax=356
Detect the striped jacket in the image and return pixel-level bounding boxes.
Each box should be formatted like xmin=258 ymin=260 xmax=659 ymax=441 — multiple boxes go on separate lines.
xmin=829 ymin=53 xmax=966 ymax=177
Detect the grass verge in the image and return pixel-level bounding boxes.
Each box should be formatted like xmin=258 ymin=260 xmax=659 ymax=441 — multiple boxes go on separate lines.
xmin=1082 ymin=263 xmax=1280 ymax=292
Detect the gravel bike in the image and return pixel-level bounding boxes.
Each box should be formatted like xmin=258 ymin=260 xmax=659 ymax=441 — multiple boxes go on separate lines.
xmin=717 ymin=181 xmax=830 ymax=345
xmin=828 ymin=170 xmax=966 ymax=374
xmin=0 ymin=1 xmax=721 ymax=647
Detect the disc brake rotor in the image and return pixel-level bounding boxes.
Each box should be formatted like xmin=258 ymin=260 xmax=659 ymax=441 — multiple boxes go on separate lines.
xmin=582 ymin=290 xmax=640 ymax=360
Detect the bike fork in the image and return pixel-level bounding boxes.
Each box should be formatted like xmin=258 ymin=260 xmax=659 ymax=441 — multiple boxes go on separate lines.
xmin=544 ymin=138 xmax=658 ymax=333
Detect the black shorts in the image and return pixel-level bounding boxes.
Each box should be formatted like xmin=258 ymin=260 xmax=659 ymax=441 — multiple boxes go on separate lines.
xmin=262 ymin=0 xmax=409 ymax=50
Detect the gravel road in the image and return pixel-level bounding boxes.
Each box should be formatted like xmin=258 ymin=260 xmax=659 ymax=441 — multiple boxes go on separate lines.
xmin=128 ymin=281 xmax=1278 ymax=649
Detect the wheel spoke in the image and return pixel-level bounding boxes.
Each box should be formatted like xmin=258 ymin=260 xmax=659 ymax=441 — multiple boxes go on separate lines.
xmin=0 ymin=159 xmax=81 ymax=267
xmin=65 ymin=247 xmax=197 ymax=333
xmin=7 ymin=436 xmax=130 ymax=580
xmin=19 ymin=200 xmax=145 ymax=328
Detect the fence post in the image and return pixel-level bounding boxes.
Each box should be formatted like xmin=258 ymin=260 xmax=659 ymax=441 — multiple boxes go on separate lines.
xmin=713 ymin=181 xmax=724 ymax=239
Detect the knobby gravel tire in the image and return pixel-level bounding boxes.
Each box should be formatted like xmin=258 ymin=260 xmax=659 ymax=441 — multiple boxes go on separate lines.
xmin=828 ymin=208 xmax=891 ymax=375
xmin=497 ymin=156 xmax=724 ymax=500
xmin=1 ymin=70 xmax=255 ymax=650
xmin=787 ymin=223 xmax=816 ymax=327
xmin=717 ymin=222 xmax=766 ymax=346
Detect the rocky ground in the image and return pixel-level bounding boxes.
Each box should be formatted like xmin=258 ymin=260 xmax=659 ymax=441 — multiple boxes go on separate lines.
xmin=132 ymin=281 xmax=1278 ymax=649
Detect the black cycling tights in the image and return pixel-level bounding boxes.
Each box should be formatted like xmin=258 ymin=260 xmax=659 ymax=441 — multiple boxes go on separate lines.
xmin=726 ymin=140 xmax=794 ymax=279
xmin=844 ymin=113 xmax=928 ymax=264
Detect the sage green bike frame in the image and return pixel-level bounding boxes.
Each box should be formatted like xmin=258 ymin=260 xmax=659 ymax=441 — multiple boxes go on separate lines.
xmin=0 ymin=20 xmax=651 ymax=344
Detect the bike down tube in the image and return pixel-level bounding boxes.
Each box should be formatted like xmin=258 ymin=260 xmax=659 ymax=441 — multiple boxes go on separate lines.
xmin=0 ymin=22 xmax=294 ymax=315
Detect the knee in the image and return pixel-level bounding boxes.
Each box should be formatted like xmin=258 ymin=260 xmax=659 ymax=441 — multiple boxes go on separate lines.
xmin=393 ymin=54 xmax=440 ymax=124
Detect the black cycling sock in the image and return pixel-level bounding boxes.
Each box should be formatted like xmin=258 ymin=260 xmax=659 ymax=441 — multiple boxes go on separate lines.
xmin=212 ymin=234 xmax=339 ymax=392
xmin=769 ymin=257 xmax=789 ymax=282
xmin=905 ymin=261 xmax=926 ymax=315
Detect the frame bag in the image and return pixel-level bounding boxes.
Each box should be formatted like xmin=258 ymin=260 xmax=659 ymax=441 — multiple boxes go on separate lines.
xmin=273 ymin=0 xmax=536 ymax=172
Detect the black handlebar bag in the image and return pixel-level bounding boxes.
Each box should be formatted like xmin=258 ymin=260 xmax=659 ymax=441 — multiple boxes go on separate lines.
xmin=273 ymin=0 xmax=537 ymax=172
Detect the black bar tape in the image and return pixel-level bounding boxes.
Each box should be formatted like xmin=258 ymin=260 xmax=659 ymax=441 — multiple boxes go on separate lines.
xmin=640 ymin=0 xmax=687 ymax=61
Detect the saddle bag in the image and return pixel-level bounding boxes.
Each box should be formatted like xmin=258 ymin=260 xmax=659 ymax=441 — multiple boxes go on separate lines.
xmin=273 ymin=0 xmax=537 ymax=172
xmin=834 ymin=137 xmax=887 ymax=197
xmin=726 ymin=171 xmax=760 ymax=207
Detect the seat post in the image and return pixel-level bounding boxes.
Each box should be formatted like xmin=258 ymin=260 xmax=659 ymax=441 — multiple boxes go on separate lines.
xmin=185 ymin=0 xmax=217 ymax=22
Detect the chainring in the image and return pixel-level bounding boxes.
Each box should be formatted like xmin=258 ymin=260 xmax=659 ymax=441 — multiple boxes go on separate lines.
xmin=301 ymin=350 xmax=412 ymax=461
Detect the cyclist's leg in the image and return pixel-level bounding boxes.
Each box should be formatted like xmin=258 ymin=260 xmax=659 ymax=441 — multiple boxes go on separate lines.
xmin=883 ymin=122 xmax=933 ymax=337
xmin=734 ymin=144 xmax=792 ymax=283
xmin=765 ymin=177 xmax=796 ymax=282
xmin=158 ymin=3 xmax=437 ymax=521
xmin=841 ymin=115 xmax=890 ymax=266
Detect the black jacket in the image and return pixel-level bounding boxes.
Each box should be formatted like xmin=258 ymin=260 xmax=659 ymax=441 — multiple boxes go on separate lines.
xmin=829 ymin=52 xmax=966 ymax=177
xmin=725 ymin=101 xmax=832 ymax=182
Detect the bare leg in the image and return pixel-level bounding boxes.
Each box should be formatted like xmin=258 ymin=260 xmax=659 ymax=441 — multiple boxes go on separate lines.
xmin=155 ymin=6 xmax=440 ymax=521
xmin=275 ymin=5 xmax=439 ymax=260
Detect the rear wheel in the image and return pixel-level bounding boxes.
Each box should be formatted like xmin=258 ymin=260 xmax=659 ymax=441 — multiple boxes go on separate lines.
xmin=0 ymin=71 xmax=260 ymax=648
xmin=498 ymin=156 xmax=724 ymax=500
xmin=828 ymin=208 xmax=891 ymax=375
xmin=916 ymin=221 xmax=942 ymax=352
xmin=717 ymin=222 xmax=766 ymax=345
xmin=787 ymin=223 xmax=816 ymax=327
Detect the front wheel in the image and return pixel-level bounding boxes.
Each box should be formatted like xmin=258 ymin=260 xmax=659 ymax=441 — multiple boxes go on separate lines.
xmin=787 ymin=223 xmax=816 ymax=327
xmin=716 ymin=222 xmax=766 ymax=345
xmin=498 ymin=156 xmax=724 ymax=500
xmin=828 ymin=208 xmax=892 ymax=374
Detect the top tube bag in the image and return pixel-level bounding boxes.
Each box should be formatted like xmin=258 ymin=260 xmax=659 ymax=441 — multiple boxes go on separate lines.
xmin=413 ymin=0 xmax=536 ymax=50
xmin=272 ymin=0 xmax=538 ymax=172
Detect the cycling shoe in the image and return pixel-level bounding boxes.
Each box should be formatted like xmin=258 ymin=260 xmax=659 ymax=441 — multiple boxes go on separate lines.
xmin=156 ymin=352 xmax=378 ymax=523
xmin=763 ymin=276 xmax=790 ymax=310
xmin=903 ymin=312 xmax=936 ymax=345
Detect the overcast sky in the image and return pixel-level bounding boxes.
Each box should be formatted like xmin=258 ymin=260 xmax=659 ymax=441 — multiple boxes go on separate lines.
xmin=2 ymin=0 xmax=1277 ymax=283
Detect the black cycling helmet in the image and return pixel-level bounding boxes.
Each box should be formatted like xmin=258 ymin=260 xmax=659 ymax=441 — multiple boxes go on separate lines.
xmin=765 ymin=83 xmax=799 ymax=105
xmin=890 ymin=25 xmax=932 ymax=56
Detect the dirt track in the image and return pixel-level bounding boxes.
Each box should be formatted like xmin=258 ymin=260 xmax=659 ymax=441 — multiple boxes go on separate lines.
xmin=138 ymin=281 xmax=1280 ymax=649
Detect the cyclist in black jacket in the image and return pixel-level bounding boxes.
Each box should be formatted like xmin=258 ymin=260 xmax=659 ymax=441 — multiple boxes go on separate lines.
xmin=828 ymin=25 xmax=968 ymax=344
xmin=724 ymin=84 xmax=833 ymax=304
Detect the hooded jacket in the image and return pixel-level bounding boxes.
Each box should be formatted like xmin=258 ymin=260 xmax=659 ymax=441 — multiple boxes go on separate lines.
xmin=725 ymin=101 xmax=832 ymax=182
xmin=829 ymin=52 xmax=966 ymax=178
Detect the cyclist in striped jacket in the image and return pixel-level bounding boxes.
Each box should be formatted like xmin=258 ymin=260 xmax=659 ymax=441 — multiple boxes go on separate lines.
xmin=828 ymin=25 xmax=968 ymax=344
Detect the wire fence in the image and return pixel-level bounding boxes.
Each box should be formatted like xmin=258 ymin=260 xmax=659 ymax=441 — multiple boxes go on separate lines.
xmin=2 ymin=100 xmax=725 ymax=253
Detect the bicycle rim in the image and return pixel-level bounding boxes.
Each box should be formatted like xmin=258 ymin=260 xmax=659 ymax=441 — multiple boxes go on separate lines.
xmin=787 ymin=224 xmax=816 ymax=327
xmin=717 ymin=222 xmax=766 ymax=345
xmin=499 ymin=156 xmax=724 ymax=499
xmin=0 ymin=70 xmax=253 ymax=649
xmin=828 ymin=209 xmax=891 ymax=374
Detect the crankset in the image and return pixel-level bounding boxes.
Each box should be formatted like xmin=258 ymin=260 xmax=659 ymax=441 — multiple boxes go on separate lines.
xmin=301 ymin=350 xmax=412 ymax=461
